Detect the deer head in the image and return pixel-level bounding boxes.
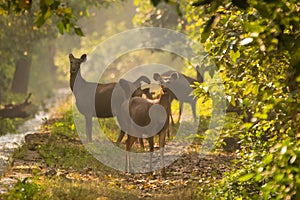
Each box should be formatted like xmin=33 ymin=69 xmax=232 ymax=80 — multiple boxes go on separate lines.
xmin=153 ymin=72 xmax=179 ymax=91
xmin=69 ymin=53 xmax=87 ymax=74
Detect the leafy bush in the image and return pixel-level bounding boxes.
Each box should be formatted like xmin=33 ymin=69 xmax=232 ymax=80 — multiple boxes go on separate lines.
xmin=3 ymin=177 xmax=46 ymax=200
xmin=0 ymin=118 xmax=17 ymax=135
xmin=134 ymin=0 xmax=300 ymax=199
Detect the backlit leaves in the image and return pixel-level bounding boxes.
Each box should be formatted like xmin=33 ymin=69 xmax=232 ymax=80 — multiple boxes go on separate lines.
xmin=229 ymin=50 xmax=240 ymax=64
xmin=74 ymin=27 xmax=84 ymax=36
xmin=0 ymin=0 xmax=116 ymax=36
xmin=238 ymin=173 xmax=255 ymax=182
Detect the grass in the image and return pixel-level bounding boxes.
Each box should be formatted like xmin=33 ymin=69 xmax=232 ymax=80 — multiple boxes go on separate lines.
xmin=1 ymin=97 xmax=223 ymax=200
xmin=2 ymin=107 xmax=142 ymax=199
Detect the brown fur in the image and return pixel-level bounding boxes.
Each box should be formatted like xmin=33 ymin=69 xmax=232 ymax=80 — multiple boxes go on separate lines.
xmin=69 ymin=53 xmax=150 ymax=142
xmin=119 ymin=73 xmax=179 ymax=178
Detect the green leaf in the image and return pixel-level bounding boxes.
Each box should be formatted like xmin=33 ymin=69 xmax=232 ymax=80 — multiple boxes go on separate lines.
xmin=44 ymin=8 xmax=52 ymax=20
xmin=74 ymin=27 xmax=84 ymax=36
xmin=34 ymin=13 xmax=46 ymax=28
xmin=238 ymin=173 xmax=255 ymax=182
xmin=63 ymin=7 xmax=72 ymax=15
xmin=244 ymin=84 xmax=253 ymax=95
xmin=57 ymin=21 xmax=64 ymax=34
xmin=241 ymin=122 xmax=253 ymax=130
xmin=252 ymin=85 xmax=259 ymax=96
xmin=255 ymin=174 xmax=263 ymax=181
xmin=274 ymin=173 xmax=285 ymax=182
xmin=262 ymin=154 xmax=273 ymax=166
xmin=229 ymin=50 xmax=240 ymax=63
xmin=65 ymin=22 xmax=71 ymax=33
xmin=244 ymin=22 xmax=265 ymax=33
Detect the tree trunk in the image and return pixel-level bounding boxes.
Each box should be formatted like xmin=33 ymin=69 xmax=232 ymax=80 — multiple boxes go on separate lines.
xmin=11 ymin=57 xmax=31 ymax=94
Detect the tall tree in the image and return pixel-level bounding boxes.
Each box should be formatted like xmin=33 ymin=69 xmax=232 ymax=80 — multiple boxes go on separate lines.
xmin=0 ymin=0 xmax=124 ymax=103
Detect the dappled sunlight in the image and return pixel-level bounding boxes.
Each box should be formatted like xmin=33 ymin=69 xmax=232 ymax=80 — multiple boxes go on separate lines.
xmin=0 ymin=0 xmax=299 ymax=199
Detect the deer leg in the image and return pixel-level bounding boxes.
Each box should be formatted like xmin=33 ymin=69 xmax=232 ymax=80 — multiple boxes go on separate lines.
xmin=191 ymin=100 xmax=197 ymax=123
xmin=147 ymin=137 xmax=154 ymax=172
xmin=85 ymin=116 xmax=92 ymax=143
xmin=159 ymin=131 xmax=167 ymax=178
xmin=125 ymin=136 xmax=137 ymax=173
xmin=169 ymin=98 xmax=175 ymax=125
xmin=139 ymin=138 xmax=144 ymax=149
xmin=166 ymin=125 xmax=170 ymax=139
xmin=116 ymin=130 xmax=125 ymax=145
xmin=169 ymin=110 xmax=175 ymax=125
xmin=167 ymin=99 xmax=173 ymax=139
xmin=178 ymin=101 xmax=183 ymax=124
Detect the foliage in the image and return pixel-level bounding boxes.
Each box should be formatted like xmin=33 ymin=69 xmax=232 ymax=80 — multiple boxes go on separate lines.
xmin=0 ymin=92 xmax=33 ymax=135
xmin=134 ymin=0 xmax=300 ymax=199
xmin=39 ymin=110 xmax=94 ymax=170
xmin=0 ymin=0 xmax=126 ymax=134
xmin=0 ymin=0 xmax=122 ymax=103
xmin=198 ymin=135 xmax=300 ymax=199
xmin=0 ymin=0 xmax=124 ymax=36
xmin=184 ymin=0 xmax=300 ymax=198
xmin=0 ymin=118 xmax=17 ymax=135
xmin=2 ymin=177 xmax=47 ymax=200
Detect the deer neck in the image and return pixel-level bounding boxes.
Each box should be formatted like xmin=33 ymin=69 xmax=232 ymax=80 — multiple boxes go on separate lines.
xmin=159 ymin=91 xmax=170 ymax=111
xmin=70 ymin=69 xmax=86 ymax=91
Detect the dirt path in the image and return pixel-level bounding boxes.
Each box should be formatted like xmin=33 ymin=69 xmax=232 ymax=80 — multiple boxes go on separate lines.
xmin=0 ymin=91 xmax=235 ymax=199
xmin=0 ymin=124 xmax=235 ymax=199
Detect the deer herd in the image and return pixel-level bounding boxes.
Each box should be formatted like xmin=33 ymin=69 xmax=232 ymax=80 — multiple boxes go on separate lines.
xmin=69 ymin=53 xmax=203 ymax=177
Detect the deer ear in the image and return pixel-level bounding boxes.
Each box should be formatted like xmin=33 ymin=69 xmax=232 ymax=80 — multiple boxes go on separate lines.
xmin=119 ymin=79 xmax=130 ymax=94
xmin=153 ymin=73 xmax=161 ymax=81
xmin=133 ymin=75 xmax=151 ymax=87
xmin=69 ymin=53 xmax=74 ymax=59
xmin=80 ymin=54 xmax=87 ymax=62
xmin=170 ymin=72 xmax=179 ymax=80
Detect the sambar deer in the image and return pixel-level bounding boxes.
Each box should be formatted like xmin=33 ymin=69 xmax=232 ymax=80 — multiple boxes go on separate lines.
xmin=69 ymin=53 xmax=150 ymax=142
xmin=160 ymin=69 xmax=202 ymax=124
xmin=119 ymin=72 xmax=180 ymax=178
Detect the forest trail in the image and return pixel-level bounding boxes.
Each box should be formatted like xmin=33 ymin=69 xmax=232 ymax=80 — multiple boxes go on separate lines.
xmin=0 ymin=87 xmax=235 ymax=199
xmin=0 ymin=116 xmax=235 ymax=199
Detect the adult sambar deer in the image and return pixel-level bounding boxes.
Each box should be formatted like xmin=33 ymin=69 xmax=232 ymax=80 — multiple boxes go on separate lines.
xmin=69 ymin=53 xmax=150 ymax=142
xmin=119 ymin=72 xmax=178 ymax=178
xmin=161 ymin=70 xmax=201 ymax=124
